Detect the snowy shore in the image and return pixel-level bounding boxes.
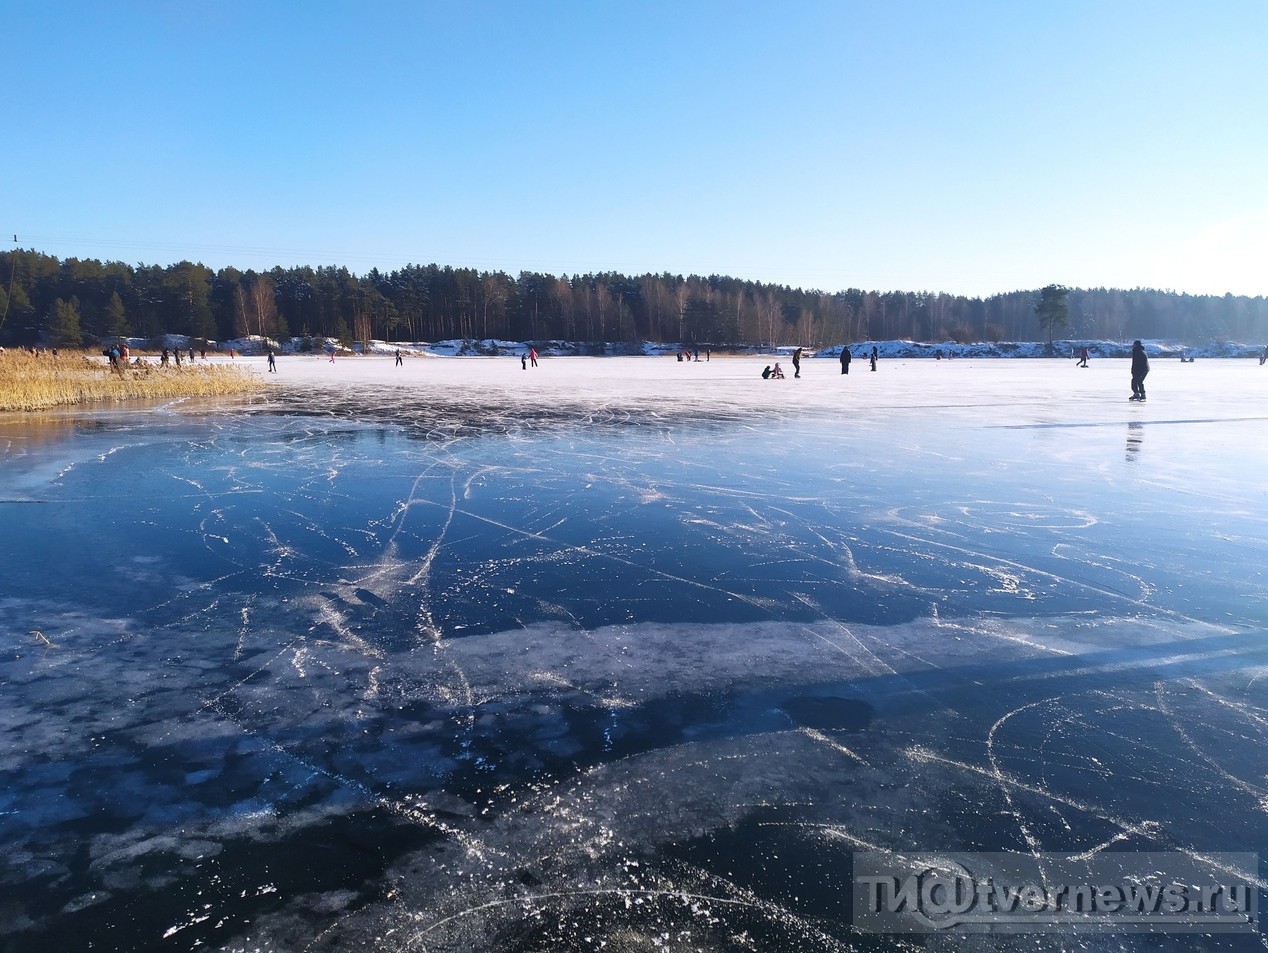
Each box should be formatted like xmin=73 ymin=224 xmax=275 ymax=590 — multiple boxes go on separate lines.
xmin=128 ymin=334 xmax=1268 ymax=361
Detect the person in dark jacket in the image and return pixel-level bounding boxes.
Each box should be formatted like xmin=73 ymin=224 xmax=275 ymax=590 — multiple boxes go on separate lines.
xmin=792 ymin=347 xmax=803 ymax=378
xmin=1129 ymin=340 xmax=1149 ymax=401
xmin=840 ymin=347 xmax=851 ymax=374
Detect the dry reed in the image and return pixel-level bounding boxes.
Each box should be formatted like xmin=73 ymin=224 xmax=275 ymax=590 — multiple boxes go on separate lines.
xmin=0 ymin=349 xmax=264 ymax=412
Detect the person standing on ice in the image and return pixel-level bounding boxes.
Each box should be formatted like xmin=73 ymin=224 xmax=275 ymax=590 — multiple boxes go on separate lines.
xmin=395 ymin=349 xmax=403 ymax=366
xmin=792 ymin=347 xmax=803 ymax=378
xmin=869 ymin=346 xmax=878 ymax=372
xmin=1077 ymin=346 xmax=1089 ymax=367
xmin=840 ymin=347 xmax=851 ymax=374
xmin=267 ymin=350 xmax=277 ymax=372
xmin=1129 ymin=340 xmax=1149 ymax=401
xmin=529 ymin=347 xmax=538 ymax=367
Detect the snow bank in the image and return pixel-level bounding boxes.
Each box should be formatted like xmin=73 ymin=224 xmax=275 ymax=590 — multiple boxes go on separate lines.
xmin=115 ymin=334 xmax=1268 ymax=361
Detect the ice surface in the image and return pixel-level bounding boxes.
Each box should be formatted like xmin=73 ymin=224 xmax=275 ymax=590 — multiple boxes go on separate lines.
xmin=1 ymin=355 xmax=1266 ymax=951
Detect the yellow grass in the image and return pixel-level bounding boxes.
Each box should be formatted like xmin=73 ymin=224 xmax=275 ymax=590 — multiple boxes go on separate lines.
xmin=0 ymin=349 xmax=264 ymax=412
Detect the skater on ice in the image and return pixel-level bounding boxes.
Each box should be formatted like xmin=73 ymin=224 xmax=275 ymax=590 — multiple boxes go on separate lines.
xmin=1129 ymin=340 xmax=1149 ymax=401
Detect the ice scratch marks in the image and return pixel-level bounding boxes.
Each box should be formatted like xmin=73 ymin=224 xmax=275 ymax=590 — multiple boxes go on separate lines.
xmin=986 ymin=697 xmax=1068 ymax=857
xmin=878 ymin=498 xmax=1173 ymax=613
xmin=1067 ymin=825 xmax=1164 ymax=862
xmin=233 ymin=599 xmax=252 ymax=660
xmin=790 ymin=595 xmax=896 ymax=679
xmin=907 ymin=692 xmax=1165 ymax=855
xmin=967 ymin=619 xmax=1076 ymax=658
xmin=398 ymin=887 xmax=789 ymax=952
xmin=907 ymin=743 xmax=1109 ymax=824
xmin=769 ymin=820 xmax=886 ymax=852
xmin=1047 ymin=543 xmax=1154 ymax=603
xmin=1179 ymin=677 xmax=1268 ymax=731
xmin=1155 ymin=678 xmax=1268 ymax=810
xmin=798 ymin=727 xmax=869 ymax=766
xmin=979 ymin=565 xmax=1031 ymax=597
xmin=312 ymin=594 xmax=385 ymax=661
xmin=253 ymin=517 xmax=295 ymax=581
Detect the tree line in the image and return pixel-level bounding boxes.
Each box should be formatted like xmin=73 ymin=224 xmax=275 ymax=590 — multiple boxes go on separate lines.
xmin=3 ymin=249 xmax=1266 ymax=349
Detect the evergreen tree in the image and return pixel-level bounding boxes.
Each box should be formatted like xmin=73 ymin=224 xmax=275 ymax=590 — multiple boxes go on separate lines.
xmin=1035 ymin=284 xmax=1069 ymax=350
xmin=51 ymin=297 xmax=84 ymax=347
xmin=106 ymin=291 xmax=129 ymax=338
xmin=335 ymin=316 xmax=353 ymax=348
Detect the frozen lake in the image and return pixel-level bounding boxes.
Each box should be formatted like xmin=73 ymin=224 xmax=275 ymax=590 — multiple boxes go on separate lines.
xmin=2 ymin=354 xmax=1266 ymax=951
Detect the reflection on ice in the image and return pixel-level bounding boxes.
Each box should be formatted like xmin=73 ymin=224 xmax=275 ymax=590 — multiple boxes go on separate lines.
xmin=1 ymin=357 xmax=1266 ymax=951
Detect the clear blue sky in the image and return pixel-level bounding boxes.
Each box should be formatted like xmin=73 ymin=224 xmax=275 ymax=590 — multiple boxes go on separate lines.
xmin=7 ymin=1 xmax=1267 ymax=298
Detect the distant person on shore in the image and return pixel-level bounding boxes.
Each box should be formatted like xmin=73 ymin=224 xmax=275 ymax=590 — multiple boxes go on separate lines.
xmin=160 ymin=348 xmax=169 ymax=366
xmin=840 ymin=347 xmax=851 ymax=375
xmin=1129 ymin=340 xmax=1149 ymax=401
xmin=267 ymin=350 xmax=277 ymax=372
xmin=189 ymin=347 xmax=195 ymax=362
xmin=792 ymin=347 xmax=802 ymax=378
xmin=174 ymin=348 xmax=182 ymax=367
xmin=1077 ymin=346 xmax=1089 ymax=367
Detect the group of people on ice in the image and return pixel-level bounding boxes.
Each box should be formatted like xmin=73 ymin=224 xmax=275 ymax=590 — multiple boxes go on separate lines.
xmin=764 ymin=345 xmax=878 ymax=379
xmin=760 ymin=340 xmax=1160 ymax=403
xmin=1074 ymin=340 xmax=1151 ymax=401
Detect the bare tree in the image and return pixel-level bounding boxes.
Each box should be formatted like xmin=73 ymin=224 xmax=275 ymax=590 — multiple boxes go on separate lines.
xmin=250 ymin=276 xmax=276 ymax=338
